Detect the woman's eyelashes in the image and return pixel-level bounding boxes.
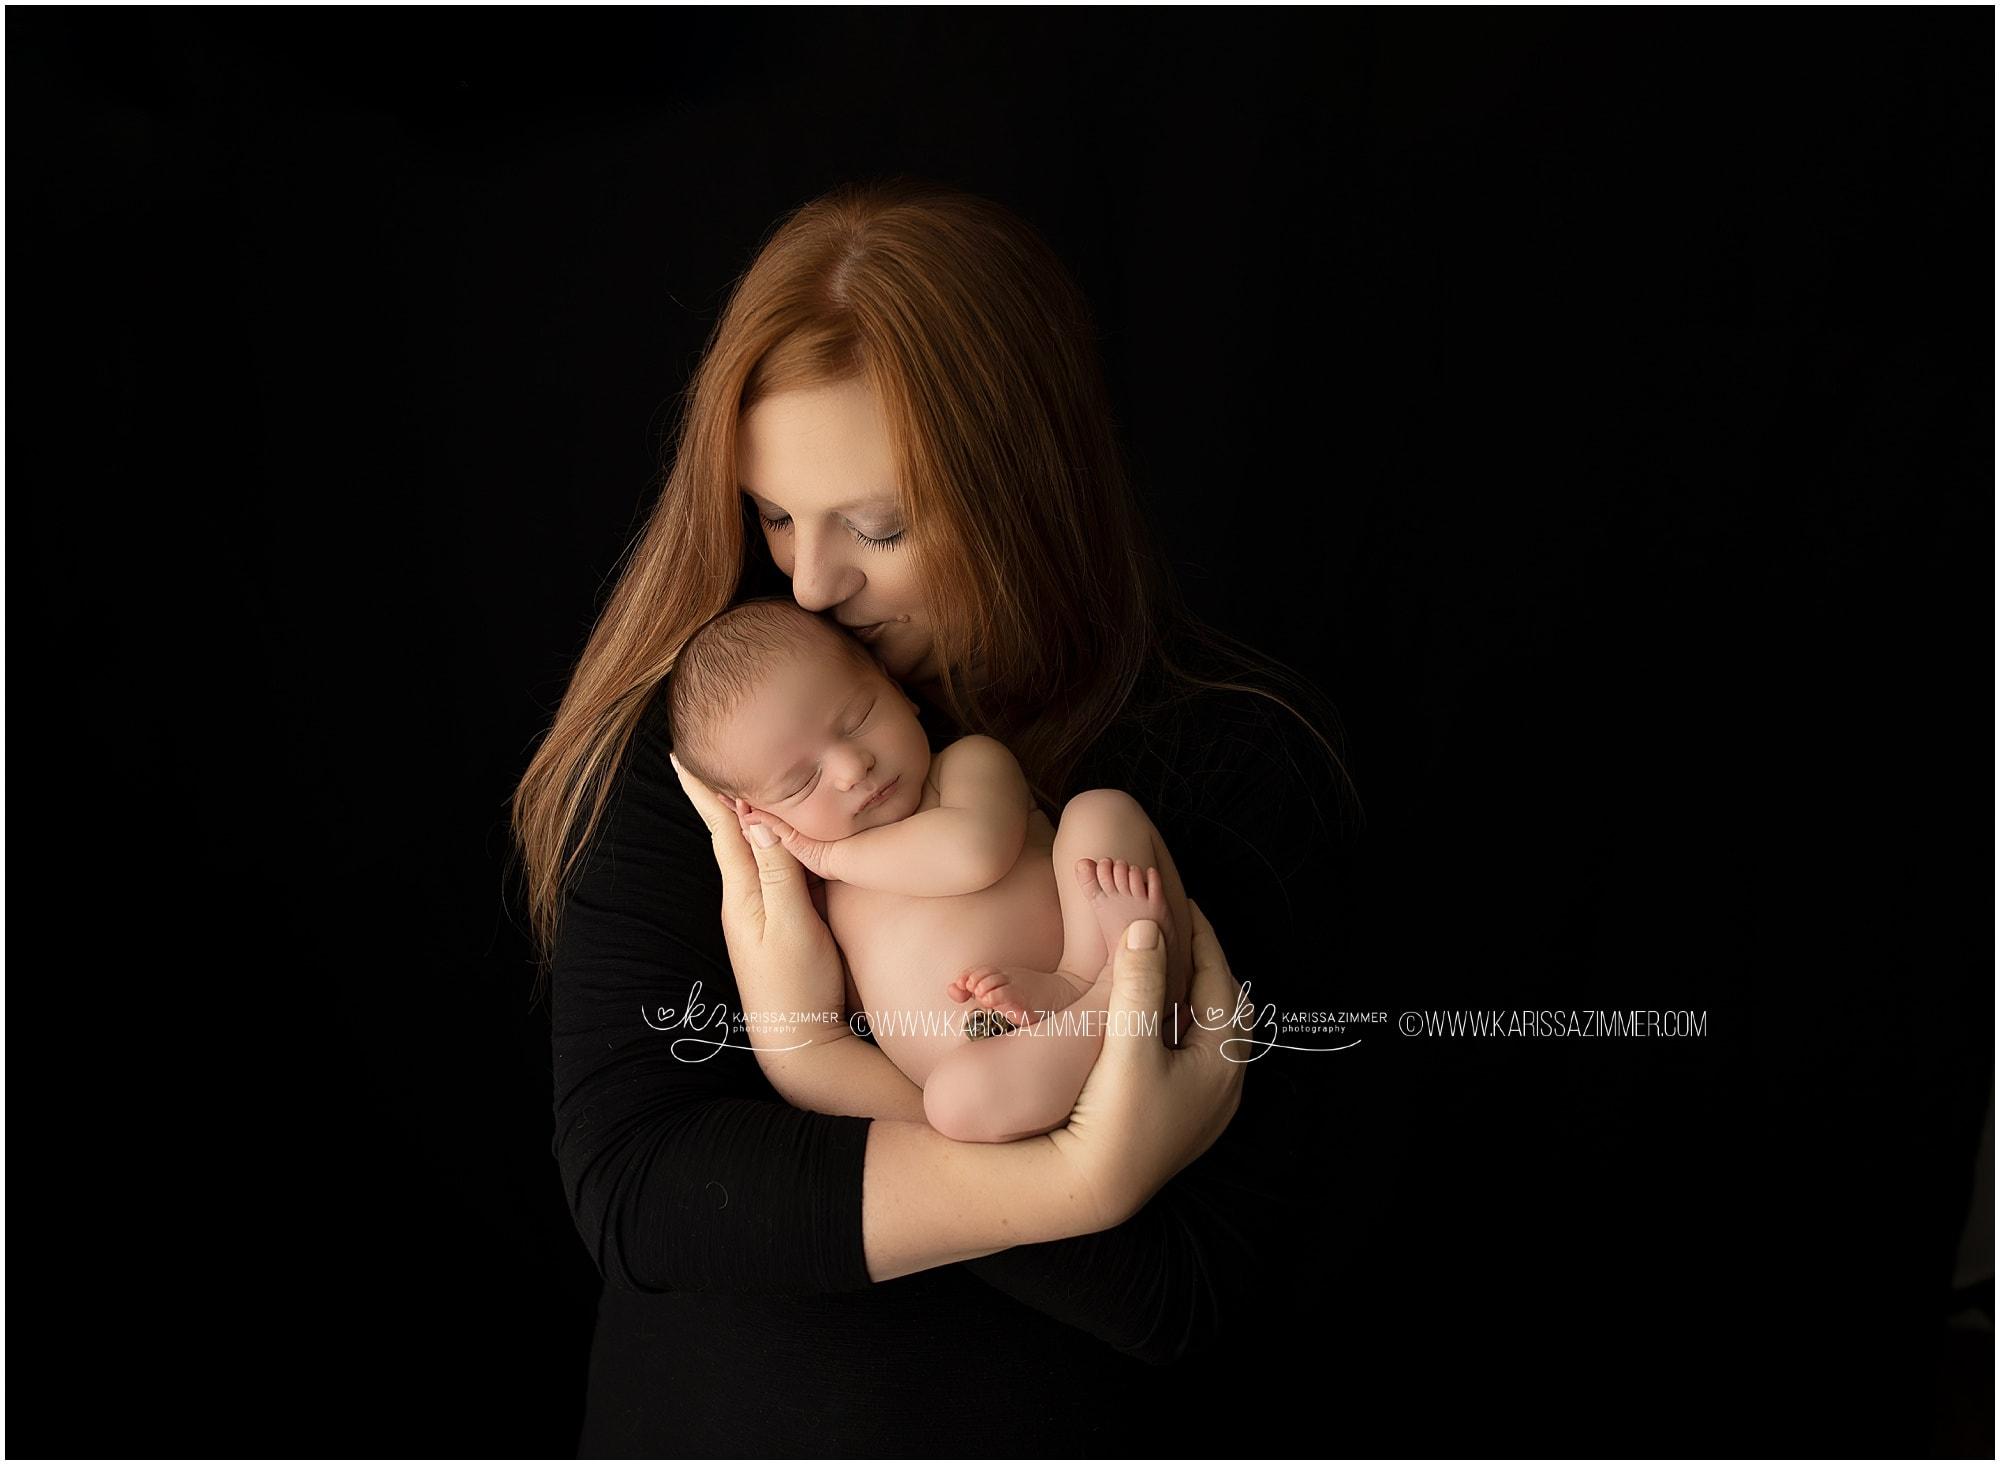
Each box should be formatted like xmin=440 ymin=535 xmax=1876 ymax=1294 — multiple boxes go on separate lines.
xmin=755 ymin=510 xmax=905 ymax=551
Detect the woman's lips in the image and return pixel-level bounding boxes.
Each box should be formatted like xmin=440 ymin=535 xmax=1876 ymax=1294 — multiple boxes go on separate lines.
xmin=858 ymin=776 xmax=899 ymax=813
xmin=847 ymin=616 xmax=908 ymax=644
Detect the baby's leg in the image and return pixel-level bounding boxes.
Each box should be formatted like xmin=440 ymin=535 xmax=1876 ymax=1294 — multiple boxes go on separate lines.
xmin=952 ymin=789 xmax=1196 ymax=1044
xmin=923 ymin=981 xmax=1112 ymax=1143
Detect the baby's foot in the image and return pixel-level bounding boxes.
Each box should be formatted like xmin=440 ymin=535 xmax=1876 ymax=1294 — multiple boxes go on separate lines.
xmin=1075 ymin=856 xmax=1168 ymax=954
xmin=1074 ymin=857 xmax=1193 ymax=1035
xmin=947 ymin=966 xmax=1084 ymax=1029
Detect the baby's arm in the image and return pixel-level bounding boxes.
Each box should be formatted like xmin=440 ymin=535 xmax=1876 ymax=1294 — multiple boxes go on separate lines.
xmin=761 ymin=1029 xmax=930 ymax=1123
xmin=746 ymin=736 xmax=1031 ymax=897
xmin=753 ymin=946 xmax=928 ymax=1123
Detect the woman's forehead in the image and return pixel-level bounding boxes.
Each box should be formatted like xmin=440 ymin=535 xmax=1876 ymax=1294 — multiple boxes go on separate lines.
xmin=737 ymin=379 xmax=899 ymax=513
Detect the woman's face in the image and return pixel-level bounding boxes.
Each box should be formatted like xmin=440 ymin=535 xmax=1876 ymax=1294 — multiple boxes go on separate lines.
xmin=737 ymin=377 xmax=938 ymax=686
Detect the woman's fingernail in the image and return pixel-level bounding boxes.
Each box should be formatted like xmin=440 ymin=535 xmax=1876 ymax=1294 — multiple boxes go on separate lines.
xmin=747 ymin=825 xmax=779 ymax=849
xmin=1126 ymin=920 xmax=1159 ymax=950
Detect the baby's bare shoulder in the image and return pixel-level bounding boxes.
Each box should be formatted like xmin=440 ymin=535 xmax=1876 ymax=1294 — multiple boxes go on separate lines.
xmin=933 ymin=735 xmax=1030 ymax=806
xmin=934 ymin=733 xmax=1014 ymax=769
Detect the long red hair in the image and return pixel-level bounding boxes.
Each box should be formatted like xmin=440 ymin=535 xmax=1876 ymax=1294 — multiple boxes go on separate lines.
xmin=511 ymin=178 xmax=1348 ymax=962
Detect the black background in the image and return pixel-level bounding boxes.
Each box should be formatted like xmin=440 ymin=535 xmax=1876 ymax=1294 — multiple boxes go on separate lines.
xmin=8 ymin=8 xmax=1991 ymax=1458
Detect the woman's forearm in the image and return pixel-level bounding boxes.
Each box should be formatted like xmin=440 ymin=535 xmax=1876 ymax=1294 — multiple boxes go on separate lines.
xmin=778 ymin=1037 xmax=1106 ymax=1278
xmin=859 ymin=1121 xmax=1105 ymax=1282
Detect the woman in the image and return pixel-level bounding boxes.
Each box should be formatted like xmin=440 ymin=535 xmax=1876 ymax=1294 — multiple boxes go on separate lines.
xmin=512 ymin=179 xmax=1354 ymax=1456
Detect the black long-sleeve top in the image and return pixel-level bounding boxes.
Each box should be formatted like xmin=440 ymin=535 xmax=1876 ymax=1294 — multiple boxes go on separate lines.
xmin=550 ymin=652 xmax=1358 ymax=1457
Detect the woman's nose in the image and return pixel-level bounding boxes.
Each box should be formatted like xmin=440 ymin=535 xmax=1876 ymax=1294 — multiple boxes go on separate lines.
xmin=788 ymin=525 xmax=863 ymax=614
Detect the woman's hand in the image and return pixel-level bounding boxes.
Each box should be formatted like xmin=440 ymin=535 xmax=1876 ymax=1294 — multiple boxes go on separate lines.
xmin=1048 ymin=901 xmax=1253 ymax=1232
xmin=670 ymin=753 xmax=848 ymax=1054
xmin=733 ymin=799 xmax=843 ymax=882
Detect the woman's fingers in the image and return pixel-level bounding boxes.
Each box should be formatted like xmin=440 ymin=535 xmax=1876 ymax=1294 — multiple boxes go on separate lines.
xmin=670 ymin=751 xmax=742 ymax=849
xmin=1182 ymin=900 xmax=1253 ymax=1063
xmin=670 ymin=752 xmax=761 ymax=921
xmin=742 ymin=810 xmax=818 ymax=924
xmin=1097 ymin=918 xmax=1172 ymax=1080
xmin=726 ymin=795 xmax=821 ymax=935
xmin=669 ymin=752 xmax=825 ymax=957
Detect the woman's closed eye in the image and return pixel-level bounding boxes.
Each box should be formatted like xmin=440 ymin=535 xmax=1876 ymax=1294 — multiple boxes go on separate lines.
xmin=756 ymin=509 xmax=905 ymax=551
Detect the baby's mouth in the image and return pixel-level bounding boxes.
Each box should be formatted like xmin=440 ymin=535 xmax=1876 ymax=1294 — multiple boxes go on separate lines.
xmin=858 ymin=776 xmax=899 ymax=813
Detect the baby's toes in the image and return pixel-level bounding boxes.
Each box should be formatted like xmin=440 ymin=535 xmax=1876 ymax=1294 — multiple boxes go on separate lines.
xmin=1074 ymin=857 xmax=1104 ymax=897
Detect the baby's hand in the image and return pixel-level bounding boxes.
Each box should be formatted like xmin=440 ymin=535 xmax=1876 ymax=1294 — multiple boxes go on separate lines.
xmin=734 ymin=800 xmax=843 ymax=881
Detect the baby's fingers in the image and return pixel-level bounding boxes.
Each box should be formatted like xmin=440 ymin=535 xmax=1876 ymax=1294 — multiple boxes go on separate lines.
xmin=738 ymin=802 xmax=796 ymax=840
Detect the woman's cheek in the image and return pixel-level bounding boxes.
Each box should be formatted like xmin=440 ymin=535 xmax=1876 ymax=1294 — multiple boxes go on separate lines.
xmin=892 ymin=625 xmax=935 ymax=679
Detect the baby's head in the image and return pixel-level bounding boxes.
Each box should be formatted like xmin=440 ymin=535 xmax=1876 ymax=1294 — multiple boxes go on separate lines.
xmin=667 ymin=598 xmax=930 ymax=842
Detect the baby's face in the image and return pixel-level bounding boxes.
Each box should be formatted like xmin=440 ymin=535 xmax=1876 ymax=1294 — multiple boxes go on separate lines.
xmin=720 ymin=648 xmax=931 ymax=843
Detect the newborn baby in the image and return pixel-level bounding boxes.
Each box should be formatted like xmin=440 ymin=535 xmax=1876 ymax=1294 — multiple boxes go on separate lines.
xmin=666 ymin=597 xmax=1194 ymax=1144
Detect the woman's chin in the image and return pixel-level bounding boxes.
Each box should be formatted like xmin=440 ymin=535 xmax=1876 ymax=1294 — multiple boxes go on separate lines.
xmin=887 ymin=643 xmax=940 ymax=685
